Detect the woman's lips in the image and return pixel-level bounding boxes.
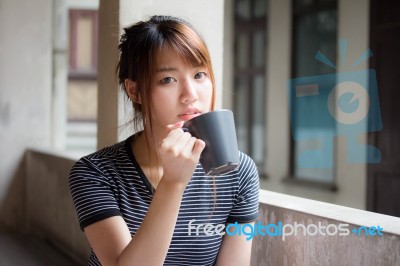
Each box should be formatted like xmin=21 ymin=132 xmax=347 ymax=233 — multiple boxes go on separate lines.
xmin=178 ymin=113 xmax=202 ymax=121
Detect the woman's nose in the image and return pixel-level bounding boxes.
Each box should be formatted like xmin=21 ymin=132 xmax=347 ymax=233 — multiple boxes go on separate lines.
xmin=180 ymin=79 xmax=198 ymax=104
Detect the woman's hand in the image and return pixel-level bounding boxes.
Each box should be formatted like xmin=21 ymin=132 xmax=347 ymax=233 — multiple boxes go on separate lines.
xmin=158 ymin=121 xmax=205 ymax=188
xmin=84 ymin=122 xmax=205 ymax=266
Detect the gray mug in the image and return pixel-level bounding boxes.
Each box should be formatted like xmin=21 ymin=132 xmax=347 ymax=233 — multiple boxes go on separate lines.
xmin=183 ymin=109 xmax=240 ymax=175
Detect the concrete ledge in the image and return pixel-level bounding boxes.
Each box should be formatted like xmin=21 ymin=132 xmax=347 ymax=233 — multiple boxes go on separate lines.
xmin=251 ymin=190 xmax=400 ymax=266
xmin=28 ymin=146 xmax=86 ymax=161
xmin=25 ymin=149 xmax=89 ymax=265
xmin=24 ymin=149 xmax=400 ymax=265
xmin=260 ymin=190 xmax=400 ymax=235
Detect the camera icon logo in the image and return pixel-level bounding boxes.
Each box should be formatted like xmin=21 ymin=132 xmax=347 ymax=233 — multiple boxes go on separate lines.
xmin=287 ymin=39 xmax=382 ymax=169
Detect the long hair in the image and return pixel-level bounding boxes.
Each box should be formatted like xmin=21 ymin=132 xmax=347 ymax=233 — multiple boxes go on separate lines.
xmin=117 ymin=16 xmax=217 ymax=199
xmin=117 ymin=15 xmax=216 ymax=138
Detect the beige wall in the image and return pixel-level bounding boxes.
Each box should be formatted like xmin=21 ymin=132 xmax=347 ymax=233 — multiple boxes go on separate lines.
xmin=0 ymin=0 xmax=53 ymax=228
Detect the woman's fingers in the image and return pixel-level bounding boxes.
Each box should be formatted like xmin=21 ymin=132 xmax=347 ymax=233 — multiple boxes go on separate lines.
xmin=166 ymin=121 xmax=184 ymax=132
xmin=160 ymin=122 xmax=204 ymax=160
xmin=192 ymin=139 xmax=205 ymax=157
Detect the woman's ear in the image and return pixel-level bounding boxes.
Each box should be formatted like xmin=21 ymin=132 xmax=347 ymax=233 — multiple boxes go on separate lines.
xmin=124 ymin=79 xmax=141 ymax=104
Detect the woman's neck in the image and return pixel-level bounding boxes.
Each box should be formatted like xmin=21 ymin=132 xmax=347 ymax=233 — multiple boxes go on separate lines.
xmin=132 ymin=130 xmax=164 ymax=189
xmin=132 ymin=130 xmax=162 ymax=168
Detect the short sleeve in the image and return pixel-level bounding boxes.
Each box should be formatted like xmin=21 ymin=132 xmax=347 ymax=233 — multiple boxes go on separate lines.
xmin=69 ymin=158 xmax=122 ymax=230
xmin=226 ymin=153 xmax=260 ymax=223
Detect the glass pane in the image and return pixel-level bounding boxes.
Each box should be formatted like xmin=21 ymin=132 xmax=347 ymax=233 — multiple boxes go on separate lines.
xmin=291 ymin=75 xmax=336 ymax=182
xmin=253 ymin=0 xmax=267 ymax=18
xmin=235 ymin=77 xmax=249 ymax=153
xmin=251 ymin=75 xmax=265 ymax=164
xmin=318 ymin=0 xmax=335 ymax=4
xmin=235 ymin=0 xmax=251 ymax=20
xmin=294 ymin=0 xmax=314 ymax=9
xmin=252 ymin=30 xmax=265 ymax=68
xmin=292 ymin=8 xmax=337 ymax=182
xmin=294 ymin=139 xmax=334 ymax=182
xmin=76 ymin=16 xmax=93 ymax=69
xmin=237 ymin=33 xmax=249 ymax=69
xmin=294 ymin=10 xmax=337 ymax=77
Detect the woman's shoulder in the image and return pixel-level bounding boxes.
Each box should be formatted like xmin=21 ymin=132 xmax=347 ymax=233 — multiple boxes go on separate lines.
xmin=218 ymin=151 xmax=258 ymax=181
xmin=70 ymin=137 xmax=131 ymax=174
xmin=238 ymin=151 xmax=258 ymax=172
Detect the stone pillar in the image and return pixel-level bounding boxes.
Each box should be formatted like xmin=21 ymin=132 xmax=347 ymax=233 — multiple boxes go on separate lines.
xmin=52 ymin=0 xmax=68 ymax=149
xmin=97 ymin=0 xmax=120 ymax=149
xmin=335 ymin=0 xmax=370 ymax=209
xmin=265 ymin=0 xmax=292 ymax=178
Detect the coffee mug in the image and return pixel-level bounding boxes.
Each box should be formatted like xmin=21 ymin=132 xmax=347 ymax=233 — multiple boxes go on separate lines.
xmin=183 ymin=109 xmax=240 ymax=175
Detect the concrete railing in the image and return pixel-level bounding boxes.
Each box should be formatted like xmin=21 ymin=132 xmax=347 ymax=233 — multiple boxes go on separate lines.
xmin=252 ymin=190 xmax=400 ymax=266
xmin=24 ymin=149 xmax=400 ymax=265
xmin=25 ymin=149 xmax=89 ymax=265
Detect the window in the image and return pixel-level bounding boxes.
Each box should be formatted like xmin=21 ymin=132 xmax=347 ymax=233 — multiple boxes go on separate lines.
xmin=67 ymin=9 xmax=98 ymax=152
xmin=290 ymin=0 xmax=337 ymax=184
xmin=69 ymin=9 xmax=98 ymax=79
xmin=233 ymin=0 xmax=267 ymax=174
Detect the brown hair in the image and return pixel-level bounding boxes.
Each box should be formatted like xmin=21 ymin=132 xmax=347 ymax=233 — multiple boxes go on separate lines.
xmin=117 ymin=15 xmax=216 ymax=137
xmin=117 ymin=16 xmax=217 ymax=206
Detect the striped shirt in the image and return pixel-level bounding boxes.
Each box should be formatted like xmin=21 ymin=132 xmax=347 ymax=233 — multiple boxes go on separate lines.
xmin=69 ymin=135 xmax=259 ymax=266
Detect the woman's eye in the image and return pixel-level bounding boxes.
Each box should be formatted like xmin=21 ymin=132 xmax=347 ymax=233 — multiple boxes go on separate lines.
xmin=160 ymin=77 xmax=176 ymax=84
xmin=194 ymin=72 xmax=207 ymax=79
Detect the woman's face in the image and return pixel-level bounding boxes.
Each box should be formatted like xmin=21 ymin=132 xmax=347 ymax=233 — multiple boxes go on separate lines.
xmin=148 ymin=45 xmax=213 ymax=137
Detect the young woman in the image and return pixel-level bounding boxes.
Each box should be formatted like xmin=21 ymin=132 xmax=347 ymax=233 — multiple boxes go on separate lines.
xmin=69 ymin=15 xmax=259 ymax=266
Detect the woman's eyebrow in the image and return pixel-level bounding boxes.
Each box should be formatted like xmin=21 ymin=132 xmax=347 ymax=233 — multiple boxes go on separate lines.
xmin=156 ymin=64 xmax=204 ymax=72
xmin=192 ymin=65 xmax=205 ymax=70
xmin=156 ymin=67 xmax=178 ymax=72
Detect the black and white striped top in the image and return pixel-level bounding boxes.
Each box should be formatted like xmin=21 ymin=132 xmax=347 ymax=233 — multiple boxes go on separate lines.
xmin=69 ymin=135 xmax=259 ymax=266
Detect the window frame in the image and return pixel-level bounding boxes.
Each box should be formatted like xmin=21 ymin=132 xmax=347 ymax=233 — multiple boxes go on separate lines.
xmin=233 ymin=0 xmax=268 ymax=176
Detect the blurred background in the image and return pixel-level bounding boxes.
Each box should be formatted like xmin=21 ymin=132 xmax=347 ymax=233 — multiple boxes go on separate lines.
xmin=0 ymin=0 xmax=399 ymax=264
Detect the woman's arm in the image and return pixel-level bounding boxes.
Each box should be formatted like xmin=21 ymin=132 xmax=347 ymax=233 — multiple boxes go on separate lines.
xmin=84 ymin=180 xmax=187 ymax=266
xmin=84 ymin=125 xmax=205 ymax=266
xmin=216 ymin=222 xmax=255 ymax=266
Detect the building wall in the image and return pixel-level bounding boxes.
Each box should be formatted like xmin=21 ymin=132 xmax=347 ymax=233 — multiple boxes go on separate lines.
xmin=0 ymin=0 xmax=53 ymax=228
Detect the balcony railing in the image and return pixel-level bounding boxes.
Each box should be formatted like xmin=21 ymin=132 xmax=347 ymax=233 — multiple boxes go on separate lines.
xmin=252 ymin=190 xmax=400 ymax=266
xmin=2 ymin=149 xmax=398 ymax=266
